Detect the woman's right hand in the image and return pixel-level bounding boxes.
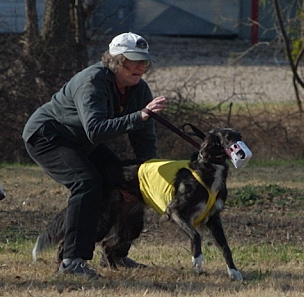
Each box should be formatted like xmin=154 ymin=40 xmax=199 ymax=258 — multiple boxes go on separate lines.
xmin=141 ymin=96 xmax=167 ymax=121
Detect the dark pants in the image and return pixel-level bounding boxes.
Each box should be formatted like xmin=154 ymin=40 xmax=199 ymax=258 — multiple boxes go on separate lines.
xmin=25 ymin=124 xmax=133 ymax=260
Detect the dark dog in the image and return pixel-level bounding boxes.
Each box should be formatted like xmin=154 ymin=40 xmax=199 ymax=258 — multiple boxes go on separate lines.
xmin=32 ymin=128 xmax=251 ymax=280
xmin=0 ymin=184 xmax=5 ymax=200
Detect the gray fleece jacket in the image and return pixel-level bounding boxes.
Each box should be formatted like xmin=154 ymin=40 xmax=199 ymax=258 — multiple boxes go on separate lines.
xmin=22 ymin=62 xmax=157 ymax=159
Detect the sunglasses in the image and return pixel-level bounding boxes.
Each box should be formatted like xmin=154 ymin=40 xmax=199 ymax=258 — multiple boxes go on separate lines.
xmin=126 ymin=59 xmax=151 ymax=68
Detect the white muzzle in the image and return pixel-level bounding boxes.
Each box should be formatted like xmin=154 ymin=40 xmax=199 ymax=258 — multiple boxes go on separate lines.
xmin=225 ymin=141 xmax=252 ymax=168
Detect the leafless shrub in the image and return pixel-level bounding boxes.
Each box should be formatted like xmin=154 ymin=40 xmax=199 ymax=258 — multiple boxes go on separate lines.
xmin=1 ymin=35 xmax=303 ymax=162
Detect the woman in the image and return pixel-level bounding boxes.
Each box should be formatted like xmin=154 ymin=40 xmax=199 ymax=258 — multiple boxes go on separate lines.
xmin=23 ymin=32 xmax=166 ymax=279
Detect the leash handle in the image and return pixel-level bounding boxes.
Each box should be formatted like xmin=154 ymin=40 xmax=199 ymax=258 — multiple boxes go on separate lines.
xmin=181 ymin=123 xmax=206 ymax=140
xmin=142 ymin=108 xmax=201 ymax=149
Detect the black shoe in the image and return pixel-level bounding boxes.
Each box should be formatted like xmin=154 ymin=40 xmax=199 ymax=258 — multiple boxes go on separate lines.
xmin=117 ymin=256 xmax=147 ymax=268
xmin=100 ymin=254 xmax=146 ymax=269
xmin=58 ymin=258 xmax=100 ymax=279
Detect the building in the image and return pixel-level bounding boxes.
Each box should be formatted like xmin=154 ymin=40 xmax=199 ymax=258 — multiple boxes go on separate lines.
xmin=0 ymin=0 xmax=300 ymax=42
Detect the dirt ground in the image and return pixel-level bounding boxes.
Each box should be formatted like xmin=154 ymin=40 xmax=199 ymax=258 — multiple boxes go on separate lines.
xmin=96 ymin=35 xmax=296 ymax=105
xmin=1 ymin=35 xmax=303 ymax=257
xmin=1 ymin=162 xmax=304 ymax=296
xmin=151 ymin=37 xmax=296 ymax=105
xmin=1 ymin=162 xmax=304 ymax=252
xmin=1 ymin=37 xmax=304 ymax=296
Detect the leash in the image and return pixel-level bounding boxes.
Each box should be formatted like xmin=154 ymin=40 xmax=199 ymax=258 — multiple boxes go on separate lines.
xmin=143 ymin=108 xmax=201 ymax=149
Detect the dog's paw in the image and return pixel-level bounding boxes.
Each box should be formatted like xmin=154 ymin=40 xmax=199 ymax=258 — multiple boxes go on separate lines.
xmin=227 ymin=266 xmax=243 ymax=281
xmin=192 ymin=254 xmax=204 ymax=273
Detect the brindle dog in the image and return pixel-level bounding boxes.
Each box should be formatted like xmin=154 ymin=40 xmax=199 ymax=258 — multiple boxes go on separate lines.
xmin=33 ymin=128 xmax=251 ymax=280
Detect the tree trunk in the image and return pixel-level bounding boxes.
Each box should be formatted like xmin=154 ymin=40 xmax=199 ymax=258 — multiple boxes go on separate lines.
xmin=273 ymin=0 xmax=303 ymax=112
xmin=24 ymin=0 xmax=39 ymax=56
xmin=36 ymin=0 xmax=89 ymax=86
xmin=301 ymin=0 xmax=304 ymax=43
xmin=71 ymin=0 xmax=88 ymax=70
xmin=39 ymin=0 xmax=75 ymax=83
xmin=20 ymin=0 xmax=42 ymax=90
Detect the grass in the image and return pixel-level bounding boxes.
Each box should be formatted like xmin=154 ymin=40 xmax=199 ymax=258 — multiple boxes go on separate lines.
xmin=1 ymin=239 xmax=304 ymax=296
xmin=249 ymin=158 xmax=304 ymax=167
xmin=199 ymin=100 xmax=300 ymax=111
xmin=1 ymin=163 xmax=304 ymax=296
xmin=227 ymin=184 xmax=300 ymax=207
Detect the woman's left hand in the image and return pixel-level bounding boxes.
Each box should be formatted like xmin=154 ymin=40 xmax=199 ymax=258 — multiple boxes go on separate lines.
xmin=141 ymin=96 xmax=167 ymax=121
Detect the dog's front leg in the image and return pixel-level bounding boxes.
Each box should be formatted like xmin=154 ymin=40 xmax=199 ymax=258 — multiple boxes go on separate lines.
xmin=191 ymin=237 xmax=204 ymax=274
xmin=167 ymin=210 xmax=203 ymax=274
xmin=206 ymin=214 xmax=243 ymax=280
xmin=101 ymin=237 xmax=119 ymax=270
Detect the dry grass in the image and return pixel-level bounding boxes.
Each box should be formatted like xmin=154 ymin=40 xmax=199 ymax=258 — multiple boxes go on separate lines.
xmin=1 ymin=35 xmax=304 ymax=295
xmin=1 ymin=163 xmax=304 ymax=296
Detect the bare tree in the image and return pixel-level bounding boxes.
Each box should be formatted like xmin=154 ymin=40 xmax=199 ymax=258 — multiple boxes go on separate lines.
xmin=22 ymin=0 xmax=90 ymax=89
xmin=0 ymin=0 xmax=94 ymax=162
xmin=24 ymin=0 xmax=39 ymax=56
xmin=273 ymin=0 xmax=304 ymax=112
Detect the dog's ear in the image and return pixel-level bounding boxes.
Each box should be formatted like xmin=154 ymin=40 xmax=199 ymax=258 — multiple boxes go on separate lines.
xmin=209 ymin=128 xmax=242 ymax=145
xmin=197 ymin=133 xmax=219 ymax=161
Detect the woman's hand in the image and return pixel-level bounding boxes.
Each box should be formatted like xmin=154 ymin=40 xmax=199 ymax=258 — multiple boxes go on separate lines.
xmin=141 ymin=96 xmax=167 ymax=121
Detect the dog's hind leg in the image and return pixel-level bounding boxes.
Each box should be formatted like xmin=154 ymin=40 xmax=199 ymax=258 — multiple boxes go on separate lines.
xmin=206 ymin=213 xmax=243 ymax=280
xmin=167 ymin=209 xmax=204 ymax=274
xmin=100 ymin=194 xmax=145 ymax=269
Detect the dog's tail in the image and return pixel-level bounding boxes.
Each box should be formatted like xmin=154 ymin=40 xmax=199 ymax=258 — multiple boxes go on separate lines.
xmin=32 ymin=208 xmax=66 ymax=262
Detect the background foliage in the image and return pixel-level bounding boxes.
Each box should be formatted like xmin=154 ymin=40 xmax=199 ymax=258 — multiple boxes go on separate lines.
xmin=1 ymin=0 xmax=304 ymax=162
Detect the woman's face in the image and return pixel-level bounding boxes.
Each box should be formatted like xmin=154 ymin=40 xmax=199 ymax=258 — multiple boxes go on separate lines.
xmin=115 ymin=59 xmax=150 ymax=88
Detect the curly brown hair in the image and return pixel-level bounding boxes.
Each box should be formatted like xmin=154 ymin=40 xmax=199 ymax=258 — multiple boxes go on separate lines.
xmin=101 ymin=51 xmax=151 ymax=73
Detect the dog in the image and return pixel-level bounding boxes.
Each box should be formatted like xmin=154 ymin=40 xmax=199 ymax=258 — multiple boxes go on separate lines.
xmin=0 ymin=184 xmax=5 ymax=200
xmin=32 ymin=127 xmax=251 ymax=280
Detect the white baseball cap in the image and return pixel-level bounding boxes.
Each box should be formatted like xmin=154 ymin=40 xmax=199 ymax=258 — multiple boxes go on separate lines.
xmin=109 ymin=32 xmax=154 ymax=61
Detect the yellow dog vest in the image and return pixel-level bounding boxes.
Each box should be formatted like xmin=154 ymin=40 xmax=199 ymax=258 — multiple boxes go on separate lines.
xmin=138 ymin=159 xmax=218 ymax=226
